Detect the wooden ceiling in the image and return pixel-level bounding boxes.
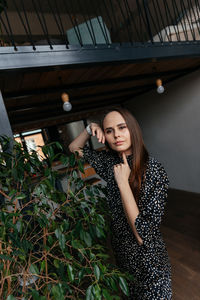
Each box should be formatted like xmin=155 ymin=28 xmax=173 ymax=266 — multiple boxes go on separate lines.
xmin=1 ymin=56 xmax=200 ymax=133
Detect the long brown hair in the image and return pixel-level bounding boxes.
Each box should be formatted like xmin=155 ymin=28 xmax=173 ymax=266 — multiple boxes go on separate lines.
xmin=101 ymin=108 xmax=149 ymax=202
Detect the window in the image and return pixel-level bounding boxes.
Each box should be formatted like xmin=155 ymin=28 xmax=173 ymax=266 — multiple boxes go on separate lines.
xmin=14 ymin=129 xmax=45 ymax=160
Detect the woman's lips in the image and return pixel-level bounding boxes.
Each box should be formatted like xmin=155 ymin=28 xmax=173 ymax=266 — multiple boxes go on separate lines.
xmin=115 ymin=141 xmax=124 ymax=145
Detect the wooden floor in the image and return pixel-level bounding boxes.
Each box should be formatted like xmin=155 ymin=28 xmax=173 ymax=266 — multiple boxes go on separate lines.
xmin=161 ymin=189 xmax=200 ymax=300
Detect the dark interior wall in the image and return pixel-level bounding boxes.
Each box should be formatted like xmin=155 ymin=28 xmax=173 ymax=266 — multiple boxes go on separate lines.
xmin=125 ymin=69 xmax=200 ymax=193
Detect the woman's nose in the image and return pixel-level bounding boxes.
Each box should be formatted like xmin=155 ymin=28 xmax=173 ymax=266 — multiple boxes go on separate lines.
xmin=114 ymin=129 xmax=120 ymax=138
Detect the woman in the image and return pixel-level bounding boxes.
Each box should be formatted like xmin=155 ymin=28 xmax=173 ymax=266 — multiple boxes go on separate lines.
xmin=69 ymin=108 xmax=172 ymax=299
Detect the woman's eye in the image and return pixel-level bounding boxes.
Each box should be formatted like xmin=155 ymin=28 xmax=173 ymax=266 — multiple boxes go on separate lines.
xmin=105 ymin=129 xmax=112 ymax=134
xmin=119 ymin=126 xmax=126 ymax=130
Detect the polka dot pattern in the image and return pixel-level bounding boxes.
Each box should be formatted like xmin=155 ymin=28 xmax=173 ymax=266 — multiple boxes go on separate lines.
xmin=83 ymin=146 xmax=172 ymax=299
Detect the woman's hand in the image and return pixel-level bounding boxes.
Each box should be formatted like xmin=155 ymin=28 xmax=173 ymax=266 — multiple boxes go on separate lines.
xmin=90 ymin=123 xmax=105 ymax=144
xmin=114 ymin=152 xmax=131 ymax=188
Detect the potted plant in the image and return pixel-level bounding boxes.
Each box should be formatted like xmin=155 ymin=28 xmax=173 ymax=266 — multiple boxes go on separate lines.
xmin=0 ymin=136 xmax=132 ymax=299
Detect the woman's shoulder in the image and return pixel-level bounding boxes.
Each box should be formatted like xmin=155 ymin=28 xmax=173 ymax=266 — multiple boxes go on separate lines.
xmin=83 ymin=145 xmax=116 ymax=162
xmin=147 ymin=156 xmax=161 ymax=167
xmin=146 ymin=156 xmax=168 ymax=178
xmin=143 ymin=156 xmax=169 ymax=188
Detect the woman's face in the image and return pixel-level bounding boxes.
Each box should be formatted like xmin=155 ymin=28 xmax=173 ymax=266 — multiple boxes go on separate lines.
xmin=103 ymin=111 xmax=132 ymax=155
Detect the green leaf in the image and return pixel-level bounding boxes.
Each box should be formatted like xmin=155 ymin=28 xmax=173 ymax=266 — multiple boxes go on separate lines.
xmin=83 ymin=231 xmax=92 ymax=247
xmin=52 ymin=284 xmax=65 ymax=300
xmin=78 ymin=159 xmax=85 ymax=173
xmin=71 ymin=239 xmax=83 ymax=249
xmin=92 ymin=284 xmax=101 ymax=299
xmin=86 ymin=285 xmax=94 ymax=300
xmin=53 ymin=259 xmax=59 ymax=269
xmin=29 ymin=264 xmax=39 ymax=275
xmin=72 ymin=170 xmax=78 ymax=179
xmin=44 ymin=168 xmax=50 ymax=177
xmin=55 ymin=228 xmax=66 ymax=251
xmin=22 ymin=239 xmax=33 ymax=252
xmin=15 ymin=193 xmax=26 ymax=200
xmin=55 ymin=142 xmax=63 ymax=151
xmin=78 ymin=269 xmax=85 ymax=283
xmin=16 ymin=219 xmax=23 ymax=233
xmin=69 ymin=190 xmax=75 ymax=198
xmin=31 ymin=289 xmax=46 ymax=300
xmin=64 ymin=252 xmax=73 ymax=260
xmin=108 ymin=277 xmax=118 ymax=292
xmin=69 ymin=153 xmax=75 ymax=167
xmin=8 ymin=189 xmax=17 ymax=197
xmin=67 ymin=264 xmax=74 ymax=282
xmin=40 ymin=260 xmax=46 ymax=273
xmin=95 ymin=226 xmax=103 ymax=238
xmin=0 ymin=254 xmax=13 ymax=261
xmin=119 ymin=276 xmax=129 ymax=296
xmin=94 ymin=264 xmax=100 ymax=281
xmin=90 ymin=252 xmax=95 ymax=260
xmin=102 ymin=289 xmax=112 ymax=300
xmin=48 ymin=235 xmax=53 ymax=245
xmin=7 ymin=296 xmax=16 ymax=300
xmin=62 ymin=219 xmax=69 ymax=231
xmin=96 ymin=253 xmax=109 ymax=259
xmin=60 ymin=155 xmax=69 ymax=166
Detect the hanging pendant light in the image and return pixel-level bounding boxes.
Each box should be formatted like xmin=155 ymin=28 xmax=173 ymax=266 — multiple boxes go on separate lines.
xmin=61 ymin=93 xmax=72 ymax=111
xmin=156 ymin=79 xmax=165 ymax=94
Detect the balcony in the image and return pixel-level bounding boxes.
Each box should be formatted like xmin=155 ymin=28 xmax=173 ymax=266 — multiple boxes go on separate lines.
xmin=0 ymin=0 xmax=200 ymax=134
xmin=0 ymin=0 xmax=199 ymax=69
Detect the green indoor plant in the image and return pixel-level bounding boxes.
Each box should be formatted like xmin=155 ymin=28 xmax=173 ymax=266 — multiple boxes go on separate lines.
xmin=0 ymin=136 xmax=132 ymax=300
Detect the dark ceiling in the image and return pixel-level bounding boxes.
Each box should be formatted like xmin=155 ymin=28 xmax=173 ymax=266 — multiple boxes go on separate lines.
xmin=1 ymin=56 xmax=200 ymax=133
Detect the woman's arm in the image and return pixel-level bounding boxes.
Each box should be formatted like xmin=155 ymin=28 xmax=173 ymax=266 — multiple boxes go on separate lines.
xmin=114 ymin=152 xmax=143 ymax=245
xmin=68 ymin=123 xmax=105 ymax=156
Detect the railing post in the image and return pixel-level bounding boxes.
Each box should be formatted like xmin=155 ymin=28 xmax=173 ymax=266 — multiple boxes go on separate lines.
xmin=143 ymin=0 xmax=153 ymax=43
xmin=0 ymin=90 xmax=13 ymax=151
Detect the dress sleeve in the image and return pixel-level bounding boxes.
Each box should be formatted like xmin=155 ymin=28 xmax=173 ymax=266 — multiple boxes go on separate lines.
xmin=82 ymin=145 xmax=109 ymax=182
xmin=134 ymin=158 xmax=169 ymax=248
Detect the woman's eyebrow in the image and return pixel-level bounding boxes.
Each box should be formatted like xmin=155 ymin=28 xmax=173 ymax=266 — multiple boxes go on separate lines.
xmin=104 ymin=127 xmax=113 ymax=130
xmin=105 ymin=123 xmax=126 ymax=130
xmin=117 ymin=123 xmax=126 ymax=126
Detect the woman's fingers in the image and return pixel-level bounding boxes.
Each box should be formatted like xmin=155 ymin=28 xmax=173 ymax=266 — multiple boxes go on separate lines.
xmin=90 ymin=123 xmax=98 ymax=137
xmin=91 ymin=127 xmax=95 ymax=136
xmin=98 ymin=132 xmax=102 ymax=143
xmin=96 ymin=128 xmax=105 ymax=144
xmin=95 ymin=128 xmax=100 ymax=140
xmin=99 ymin=134 xmax=105 ymax=144
xmin=122 ymin=152 xmax=128 ymax=165
xmin=90 ymin=124 xmax=105 ymax=144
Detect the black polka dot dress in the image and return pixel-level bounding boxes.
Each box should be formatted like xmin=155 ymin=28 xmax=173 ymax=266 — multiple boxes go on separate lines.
xmin=83 ymin=146 xmax=172 ymax=300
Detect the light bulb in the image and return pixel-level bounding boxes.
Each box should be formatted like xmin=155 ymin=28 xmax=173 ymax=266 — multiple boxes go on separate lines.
xmin=156 ymin=79 xmax=165 ymax=94
xmin=63 ymin=101 xmax=72 ymax=111
xmin=61 ymin=92 xmax=72 ymax=111
xmin=157 ymin=85 xmax=165 ymax=94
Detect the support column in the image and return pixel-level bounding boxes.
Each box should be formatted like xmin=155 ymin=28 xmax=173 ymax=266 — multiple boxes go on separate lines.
xmin=0 ymin=90 xmax=13 ymax=150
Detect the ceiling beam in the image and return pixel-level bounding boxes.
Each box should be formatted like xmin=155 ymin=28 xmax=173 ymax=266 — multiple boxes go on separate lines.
xmin=6 ymin=82 xmax=154 ymax=111
xmin=11 ymin=105 xmax=122 ymax=133
xmin=0 ymin=42 xmax=200 ymax=75
xmin=4 ymin=65 xmax=200 ymax=100
xmin=10 ymin=64 xmax=198 ymax=130
xmin=6 ymin=64 xmax=200 ymax=113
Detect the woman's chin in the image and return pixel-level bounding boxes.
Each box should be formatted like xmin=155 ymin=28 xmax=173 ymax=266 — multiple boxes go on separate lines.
xmin=112 ymin=146 xmax=132 ymax=154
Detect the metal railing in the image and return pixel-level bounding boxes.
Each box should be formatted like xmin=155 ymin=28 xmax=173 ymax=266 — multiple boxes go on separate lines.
xmin=0 ymin=0 xmax=199 ymax=50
